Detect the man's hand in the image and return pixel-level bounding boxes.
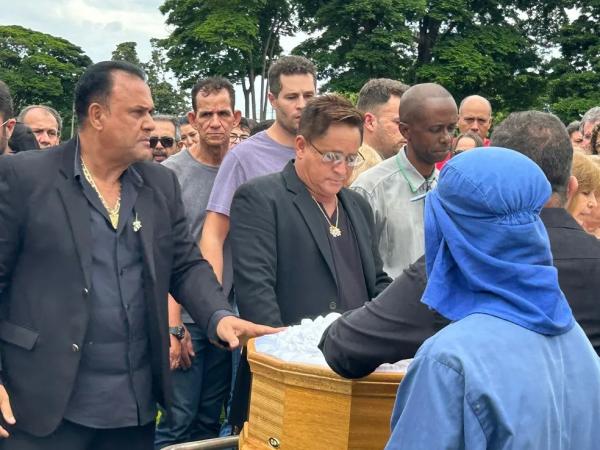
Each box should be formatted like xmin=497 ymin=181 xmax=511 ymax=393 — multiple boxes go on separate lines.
xmin=0 ymin=385 xmax=15 ymax=438
xmin=179 ymin=327 xmax=195 ymax=370
xmin=169 ymin=335 xmax=182 ymax=370
xmin=214 ymin=316 xmax=284 ymax=349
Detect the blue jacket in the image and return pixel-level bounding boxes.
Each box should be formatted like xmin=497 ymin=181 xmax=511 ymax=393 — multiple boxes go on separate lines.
xmin=386 ymin=314 xmax=600 ymax=450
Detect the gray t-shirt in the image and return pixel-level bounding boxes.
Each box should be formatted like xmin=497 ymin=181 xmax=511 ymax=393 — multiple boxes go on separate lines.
xmin=206 ymin=130 xmax=295 ymax=216
xmin=162 ymin=149 xmax=219 ymax=324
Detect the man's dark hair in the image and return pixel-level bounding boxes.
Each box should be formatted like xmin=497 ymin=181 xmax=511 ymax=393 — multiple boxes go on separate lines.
xmin=299 ymin=94 xmax=363 ymax=143
xmin=153 ymin=114 xmax=180 ymax=141
xmin=356 ymin=78 xmax=410 ymax=113
xmin=250 ymin=119 xmax=274 ymax=136
xmin=491 ymin=111 xmax=572 ymax=203
xmin=268 ymin=56 xmax=316 ymax=97
xmin=191 ymin=77 xmax=235 ymax=112
xmin=238 ymin=117 xmax=253 ymax=132
xmin=8 ymin=122 xmax=40 ymax=153
xmin=75 ymin=60 xmax=146 ymax=125
xmin=0 ymin=80 xmax=14 ymax=122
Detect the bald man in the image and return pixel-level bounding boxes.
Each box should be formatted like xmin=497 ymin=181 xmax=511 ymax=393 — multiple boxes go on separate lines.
xmin=457 ymin=95 xmax=492 ymax=143
xmin=18 ymin=105 xmax=61 ymax=149
xmin=352 ymin=83 xmax=458 ymax=277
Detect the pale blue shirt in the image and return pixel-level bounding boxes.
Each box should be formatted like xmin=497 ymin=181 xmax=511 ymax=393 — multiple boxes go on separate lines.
xmin=351 ymin=147 xmax=437 ymax=278
xmin=386 ymin=314 xmax=600 ymax=450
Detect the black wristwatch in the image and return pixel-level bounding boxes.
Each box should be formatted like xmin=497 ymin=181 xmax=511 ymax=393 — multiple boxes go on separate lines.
xmin=169 ymin=325 xmax=185 ymax=340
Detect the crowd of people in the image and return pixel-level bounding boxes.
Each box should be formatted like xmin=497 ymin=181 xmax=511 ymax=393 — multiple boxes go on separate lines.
xmin=0 ymin=54 xmax=599 ymax=450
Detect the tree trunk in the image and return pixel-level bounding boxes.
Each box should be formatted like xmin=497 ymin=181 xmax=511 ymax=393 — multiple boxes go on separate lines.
xmin=248 ymin=50 xmax=257 ymax=120
xmin=259 ymin=21 xmax=275 ymax=121
xmin=416 ymin=15 xmax=441 ymax=81
xmin=241 ymin=78 xmax=250 ymax=118
xmin=262 ymin=20 xmax=282 ymax=120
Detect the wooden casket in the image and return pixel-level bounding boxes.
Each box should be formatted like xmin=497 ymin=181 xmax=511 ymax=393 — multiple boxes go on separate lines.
xmin=239 ymin=339 xmax=406 ymax=450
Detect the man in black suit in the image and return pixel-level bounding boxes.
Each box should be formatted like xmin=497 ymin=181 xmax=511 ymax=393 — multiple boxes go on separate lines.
xmin=320 ymin=110 xmax=600 ymax=378
xmin=230 ymin=94 xmax=392 ymax=327
xmin=0 ymin=61 xmax=278 ymax=449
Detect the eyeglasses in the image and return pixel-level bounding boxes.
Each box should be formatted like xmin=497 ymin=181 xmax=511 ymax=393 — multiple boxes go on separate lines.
xmin=230 ymin=132 xmax=249 ymax=143
xmin=149 ymin=136 xmax=175 ymax=148
xmin=309 ymin=140 xmax=364 ymax=167
xmin=0 ymin=119 xmax=9 ymax=127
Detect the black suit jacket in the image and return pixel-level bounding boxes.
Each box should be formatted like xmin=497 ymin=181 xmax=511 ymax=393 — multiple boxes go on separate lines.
xmin=320 ymin=207 xmax=600 ymax=379
xmin=230 ymin=161 xmax=392 ymax=327
xmin=0 ymin=140 xmax=231 ymax=436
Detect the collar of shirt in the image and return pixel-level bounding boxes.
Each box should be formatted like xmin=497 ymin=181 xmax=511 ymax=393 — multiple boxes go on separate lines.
xmin=395 ymin=146 xmax=438 ymax=194
xmin=358 ymin=143 xmax=383 ymax=165
xmin=73 ymin=137 xmax=144 ymax=188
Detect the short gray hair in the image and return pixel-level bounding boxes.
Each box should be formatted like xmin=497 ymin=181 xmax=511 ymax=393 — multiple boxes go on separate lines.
xmin=581 ymin=107 xmax=600 ymax=131
xmin=18 ymin=105 xmax=63 ymax=134
xmin=357 ymin=78 xmax=409 ymax=113
xmin=153 ymin=114 xmax=180 ymax=141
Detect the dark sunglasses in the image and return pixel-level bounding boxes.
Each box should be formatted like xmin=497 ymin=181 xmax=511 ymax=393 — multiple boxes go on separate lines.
xmin=149 ymin=136 xmax=175 ymax=148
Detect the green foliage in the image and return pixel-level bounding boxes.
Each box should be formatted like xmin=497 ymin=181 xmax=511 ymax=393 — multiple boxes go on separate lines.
xmin=546 ymin=2 xmax=600 ymax=123
xmin=159 ymin=0 xmax=295 ymax=118
xmin=0 ymin=25 xmax=91 ymax=137
xmin=292 ymin=0 xmax=575 ymax=118
xmin=111 ymin=41 xmax=142 ymax=66
xmin=293 ymin=0 xmax=415 ymax=93
xmin=110 ymin=40 xmax=189 ymax=115
xmin=416 ymin=25 xmax=546 ymax=113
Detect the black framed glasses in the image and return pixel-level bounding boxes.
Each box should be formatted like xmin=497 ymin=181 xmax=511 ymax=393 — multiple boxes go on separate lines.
xmin=149 ymin=136 xmax=175 ymax=148
xmin=230 ymin=132 xmax=249 ymax=143
xmin=309 ymin=140 xmax=364 ymax=167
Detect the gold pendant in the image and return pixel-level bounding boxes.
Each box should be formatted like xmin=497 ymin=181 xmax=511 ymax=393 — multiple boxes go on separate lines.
xmin=109 ymin=212 xmax=119 ymax=230
xmin=329 ymin=225 xmax=342 ymax=237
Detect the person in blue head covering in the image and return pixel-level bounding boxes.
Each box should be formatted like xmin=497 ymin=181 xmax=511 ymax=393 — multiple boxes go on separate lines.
xmin=385 ymin=147 xmax=600 ymax=450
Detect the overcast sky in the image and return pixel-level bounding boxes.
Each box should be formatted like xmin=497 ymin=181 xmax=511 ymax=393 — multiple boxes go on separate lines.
xmin=0 ymin=0 xmax=305 ymax=115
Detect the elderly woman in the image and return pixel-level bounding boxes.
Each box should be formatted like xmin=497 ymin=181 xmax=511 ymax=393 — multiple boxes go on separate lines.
xmin=567 ymin=152 xmax=600 ymax=226
xmin=385 ymin=148 xmax=600 ymax=449
xmin=582 ymin=155 xmax=600 ymax=238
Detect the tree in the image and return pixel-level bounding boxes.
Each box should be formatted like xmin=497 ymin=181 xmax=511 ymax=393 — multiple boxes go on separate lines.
xmin=0 ymin=25 xmax=91 ymax=138
xmin=293 ymin=0 xmax=415 ymax=93
xmin=293 ymin=0 xmax=574 ymax=116
xmin=159 ymin=0 xmax=295 ymax=120
xmin=111 ymin=40 xmax=188 ymax=115
xmin=144 ymin=39 xmax=189 ymax=115
xmin=546 ymin=2 xmax=600 ymax=123
xmin=111 ymin=41 xmax=142 ymax=66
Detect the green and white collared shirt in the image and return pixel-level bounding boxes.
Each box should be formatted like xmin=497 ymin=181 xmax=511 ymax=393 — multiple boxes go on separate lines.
xmin=351 ymin=146 xmax=438 ymax=278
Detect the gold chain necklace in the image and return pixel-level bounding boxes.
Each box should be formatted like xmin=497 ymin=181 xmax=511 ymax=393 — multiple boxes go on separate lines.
xmin=312 ymin=196 xmax=341 ymax=237
xmin=81 ymin=159 xmax=121 ymax=230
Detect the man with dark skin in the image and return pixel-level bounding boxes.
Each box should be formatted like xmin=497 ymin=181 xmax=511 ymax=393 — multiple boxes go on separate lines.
xmin=320 ymin=111 xmax=600 ymax=378
xmin=352 ymin=83 xmax=458 ymax=278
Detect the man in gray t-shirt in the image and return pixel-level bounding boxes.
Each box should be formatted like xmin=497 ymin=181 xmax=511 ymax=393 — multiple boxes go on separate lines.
xmin=154 ymin=76 xmax=242 ymax=449
xmin=163 ymin=149 xmax=218 ymax=241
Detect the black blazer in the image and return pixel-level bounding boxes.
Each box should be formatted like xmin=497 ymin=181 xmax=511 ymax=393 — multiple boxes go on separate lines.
xmin=0 ymin=140 xmax=231 ymax=436
xmin=230 ymin=161 xmax=391 ymax=327
xmin=320 ymin=207 xmax=600 ymax=379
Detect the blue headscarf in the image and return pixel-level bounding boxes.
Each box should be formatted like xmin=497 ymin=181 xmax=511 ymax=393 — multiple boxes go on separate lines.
xmin=422 ymin=147 xmax=574 ymax=335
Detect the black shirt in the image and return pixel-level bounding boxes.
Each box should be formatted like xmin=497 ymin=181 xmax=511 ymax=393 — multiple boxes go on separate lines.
xmin=318 ymin=199 xmax=369 ymax=312
xmin=65 ymin=146 xmax=155 ymax=428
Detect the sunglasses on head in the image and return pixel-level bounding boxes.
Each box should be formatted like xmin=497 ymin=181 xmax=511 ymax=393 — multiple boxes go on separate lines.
xmin=149 ymin=136 xmax=175 ymax=148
